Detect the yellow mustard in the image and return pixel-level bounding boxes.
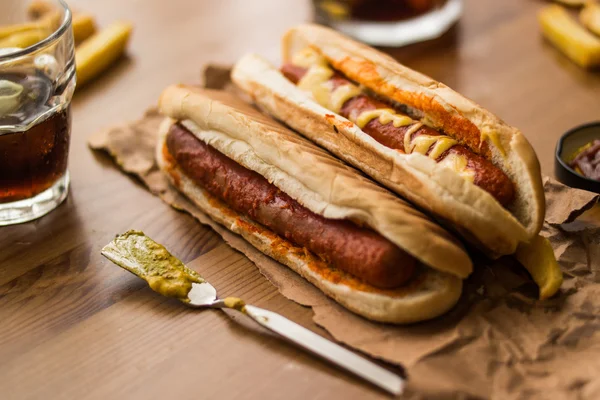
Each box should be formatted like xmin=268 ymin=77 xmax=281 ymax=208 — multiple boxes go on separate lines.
xmin=330 ymin=84 xmax=362 ymax=113
xmin=480 ymin=129 xmax=506 ymax=157
xmin=437 ymin=153 xmax=475 ymax=182
xmin=223 ymin=297 xmax=247 ymax=312
xmin=292 ymin=47 xmax=475 ymax=182
xmin=292 ymin=47 xmax=328 ymax=68
xmin=407 ymin=134 xmax=438 ymax=155
xmin=297 ymin=65 xmax=334 ymax=109
xmin=354 ymin=109 xmax=413 ymax=129
xmin=428 ymin=137 xmax=458 ymax=160
xmin=101 ymin=230 xmax=204 ymax=302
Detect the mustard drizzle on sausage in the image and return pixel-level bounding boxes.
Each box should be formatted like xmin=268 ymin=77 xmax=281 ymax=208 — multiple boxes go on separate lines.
xmin=293 ymin=47 xmax=475 ymax=182
xmin=355 ymin=109 xmax=413 ymax=129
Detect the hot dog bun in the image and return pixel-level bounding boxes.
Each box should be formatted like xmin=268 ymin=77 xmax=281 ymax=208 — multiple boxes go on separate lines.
xmin=231 ymin=24 xmax=545 ymax=257
xmin=157 ymin=86 xmax=468 ymax=323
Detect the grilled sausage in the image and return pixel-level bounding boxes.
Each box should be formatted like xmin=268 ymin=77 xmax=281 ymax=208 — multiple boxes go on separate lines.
xmin=281 ymin=64 xmax=515 ymax=207
xmin=166 ymin=123 xmax=417 ymax=289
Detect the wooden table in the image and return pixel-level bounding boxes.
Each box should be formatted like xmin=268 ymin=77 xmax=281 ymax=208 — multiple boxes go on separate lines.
xmin=1 ymin=0 xmax=599 ymax=399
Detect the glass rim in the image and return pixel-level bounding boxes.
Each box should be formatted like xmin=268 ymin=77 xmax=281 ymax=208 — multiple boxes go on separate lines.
xmin=0 ymin=0 xmax=72 ymax=63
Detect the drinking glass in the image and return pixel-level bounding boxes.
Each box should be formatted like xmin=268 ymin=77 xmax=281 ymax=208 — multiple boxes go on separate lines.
xmin=314 ymin=0 xmax=463 ymax=47
xmin=0 ymin=0 xmax=75 ymax=225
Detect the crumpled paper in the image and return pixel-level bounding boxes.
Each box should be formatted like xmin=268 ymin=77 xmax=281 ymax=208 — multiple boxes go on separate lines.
xmin=89 ymin=66 xmax=600 ymax=400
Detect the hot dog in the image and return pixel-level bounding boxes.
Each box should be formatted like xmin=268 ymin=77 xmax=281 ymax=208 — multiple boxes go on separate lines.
xmin=157 ymin=86 xmax=472 ymax=324
xmin=166 ymin=123 xmax=416 ymax=289
xmin=231 ymin=24 xmax=546 ymax=257
xmin=281 ymin=64 xmax=515 ymax=207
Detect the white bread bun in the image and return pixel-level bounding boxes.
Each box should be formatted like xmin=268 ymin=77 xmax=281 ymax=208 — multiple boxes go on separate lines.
xmin=231 ymin=24 xmax=545 ymax=257
xmin=157 ymin=117 xmax=463 ymax=324
xmin=159 ymin=86 xmax=472 ymax=278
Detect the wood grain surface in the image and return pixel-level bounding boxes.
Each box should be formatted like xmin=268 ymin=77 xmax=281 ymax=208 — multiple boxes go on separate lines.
xmin=1 ymin=0 xmax=599 ymax=399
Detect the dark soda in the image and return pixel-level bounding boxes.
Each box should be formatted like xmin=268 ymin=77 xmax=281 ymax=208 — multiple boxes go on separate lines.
xmin=350 ymin=0 xmax=445 ymax=21
xmin=0 ymin=70 xmax=71 ymax=203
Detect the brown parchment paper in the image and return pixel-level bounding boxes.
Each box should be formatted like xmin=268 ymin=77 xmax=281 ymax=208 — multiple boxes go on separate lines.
xmin=89 ymin=67 xmax=600 ymax=400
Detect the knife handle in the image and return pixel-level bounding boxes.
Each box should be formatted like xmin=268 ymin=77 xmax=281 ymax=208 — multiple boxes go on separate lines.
xmin=242 ymin=304 xmax=404 ymax=396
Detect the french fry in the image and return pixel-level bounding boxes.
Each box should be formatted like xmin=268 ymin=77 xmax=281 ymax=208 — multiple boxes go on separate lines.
xmin=36 ymin=10 xmax=62 ymax=32
xmin=515 ymin=236 xmax=563 ymax=300
xmin=0 ymin=29 xmax=50 ymax=49
xmin=26 ymin=0 xmax=97 ymax=44
xmin=551 ymin=0 xmax=588 ymax=7
xmin=539 ymin=4 xmax=600 ymax=68
xmin=75 ymin=21 xmax=133 ymax=87
xmin=72 ymin=14 xmax=97 ymax=44
xmin=0 ymin=10 xmax=61 ymax=40
xmin=0 ymin=22 xmax=42 ymax=40
xmin=28 ymin=0 xmax=55 ymax=19
xmin=581 ymin=2 xmax=600 ymax=36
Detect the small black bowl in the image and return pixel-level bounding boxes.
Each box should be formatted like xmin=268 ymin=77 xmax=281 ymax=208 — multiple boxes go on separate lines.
xmin=555 ymin=121 xmax=600 ymax=194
